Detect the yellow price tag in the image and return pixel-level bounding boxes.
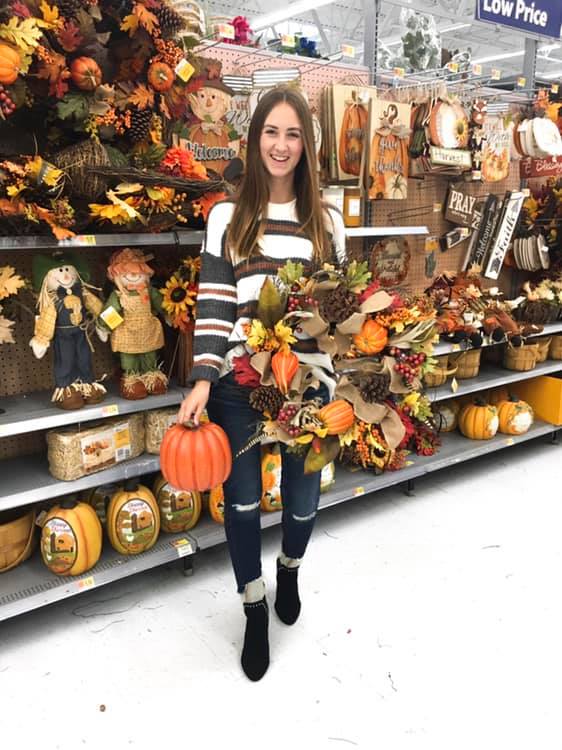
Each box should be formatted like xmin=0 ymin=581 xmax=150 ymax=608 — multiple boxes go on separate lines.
xmin=102 ymin=404 xmax=119 ymax=417
xmin=472 ymin=170 xmax=482 ymax=180
xmin=393 ymin=67 xmax=405 ymax=78
xmin=353 ymin=486 xmax=365 ymax=497
xmin=341 ymin=44 xmax=355 ymax=57
xmin=77 ymin=576 xmax=95 ymax=590
xmin=516 ymin=77 xmax=526 ymax=88
xmin=447 ymin=61 xmax=459 ymax=73
xmin=114 ymin=427 xmax=131 ymax=451
xmin=450 ymin=377 xmax=459 ymax=393
xmin=491 ymin=68 xmax=501 ymax=80
xmin=424 ymin=237 xmax=439 ymax=253
xmin=505 ymin=438 xmax=514 ymax=446
xmin=472 ymin=63 xmax=482 ymax=75
xmin=281 ymin=34 xmax=295 ymax=47
xmin=551 ymin=84 xmax=559 ymax=94
xmin=452 ymin=343 xmax=461 ymax=351
xmin=172 ymin=538 xmax=193 ymax=558
xmin=100 ymin=306 xmax=124 ymax=330
xmin=522 ymin=187 xmax=531 ymax=197
xmin=175 ymin=59 xmax=195 ymax=83
xmin=217 ymin=22 xmax=235 ymax=39
xmin=433 ymin=203 xmax=442 ymax=212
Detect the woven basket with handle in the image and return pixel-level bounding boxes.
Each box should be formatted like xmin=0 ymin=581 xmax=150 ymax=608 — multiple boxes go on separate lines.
xmin=0 ymin=508 xmax=35 ymax=573
xmin=503 ymin=342 xmax=538 ymax=372
xmin=549 ymin=335 xmax=562 ymax=360
xmin=534 ymin=336 xmax=552 ymax=363
xmin=449 ymin=348 xmax=481 ymax=379
xmin=423 ymin=354 xmax=457 ymax=387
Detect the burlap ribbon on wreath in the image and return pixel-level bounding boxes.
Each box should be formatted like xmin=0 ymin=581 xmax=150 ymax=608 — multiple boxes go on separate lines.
xmin=334 ymin=375 xmax=406 ymax=449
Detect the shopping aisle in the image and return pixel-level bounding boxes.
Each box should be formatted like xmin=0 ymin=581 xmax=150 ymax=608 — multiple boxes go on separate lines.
xmin=1 ymin=437 xmax=561 ymax=750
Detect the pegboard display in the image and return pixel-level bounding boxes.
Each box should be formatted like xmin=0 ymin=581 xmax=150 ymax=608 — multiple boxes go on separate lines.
xmin=195 ymin=42 xmax=369 ymax=111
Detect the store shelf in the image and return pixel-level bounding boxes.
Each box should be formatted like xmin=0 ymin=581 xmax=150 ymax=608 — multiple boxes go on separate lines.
xmin=0 ymin=453 xmax=161 ymax=512
xmin=0 ymin=383 xmax=186 ymax=438
xmin=433 ymin=322 xmax=562 ymax=356
xmin=345 ymin=226 xmax=429 ymax=237
xmin=0 ymin=529 xmax=196 ymax=622
xmin=191 ymin=418 xmax=559 ymax=552
xmin=426 ymin=360 xmax=562 ymax=403
xmin=0 ymin=230 xmax=204 ymax=251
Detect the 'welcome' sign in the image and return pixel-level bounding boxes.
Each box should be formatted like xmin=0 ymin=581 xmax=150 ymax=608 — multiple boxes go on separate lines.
xmin=476 ymin=0 xmax=562 ymax=39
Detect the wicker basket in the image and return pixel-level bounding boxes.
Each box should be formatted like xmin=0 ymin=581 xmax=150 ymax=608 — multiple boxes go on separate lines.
xmin=52 ymin=139 xmax=111 ymax=199
xmin=423 ymin=354 xmax=457 ymax=387
xmin=503 ymin=342 xmax=539 ymax=372
xmin=549 ymin=335 xmax=562 ymax=360
xmin=0 ymin=508 xmax=35 ymax=573
xmin=449 ymin=348 xmax=481 ymax=379
xmin=535 ymin=336 xmax=552 ymax=363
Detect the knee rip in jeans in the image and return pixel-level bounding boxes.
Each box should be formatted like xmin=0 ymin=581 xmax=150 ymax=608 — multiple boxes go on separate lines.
xmin=292 ymin=510 xmax=316 ymax=522
xmin=231 ymin=501 xmax=261 ymax=515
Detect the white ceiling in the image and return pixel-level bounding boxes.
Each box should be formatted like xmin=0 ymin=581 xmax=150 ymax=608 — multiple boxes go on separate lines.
xmin=203 ymin=0 xmax=562 ymax=81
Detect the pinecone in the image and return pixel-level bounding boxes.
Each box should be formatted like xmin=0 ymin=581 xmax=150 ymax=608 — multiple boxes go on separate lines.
xmin=358 ymin=373 xmax=390 ymax=403
xmin=154 ymin=4 xmax=186 ymax=37
xmin=129 ymin=108 xmax=152 ymax=144
xmin=56 ymin=0 xmax=85 ymax=18
xmin=249 ymin=385 xmax=285 ymax=419
xmin=319 ymin=284 xmax=360 ymax=324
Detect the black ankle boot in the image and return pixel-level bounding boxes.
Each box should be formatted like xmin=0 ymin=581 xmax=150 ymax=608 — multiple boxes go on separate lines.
xmin=274 ymin=558 xmax=301 ymax=625
xmin=241 ymin=597 xmax=269 ymax=681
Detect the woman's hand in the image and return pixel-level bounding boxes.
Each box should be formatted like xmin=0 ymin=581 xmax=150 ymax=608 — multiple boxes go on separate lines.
xmin=178 ymin=380 xmax=211 ymax=426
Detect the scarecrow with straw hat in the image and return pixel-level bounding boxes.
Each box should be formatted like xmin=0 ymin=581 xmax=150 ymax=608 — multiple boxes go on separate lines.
xmin=99 ymin=247 xmax=168 ymax=400
xmin=29 ymin=252 xmax=107 ymax=410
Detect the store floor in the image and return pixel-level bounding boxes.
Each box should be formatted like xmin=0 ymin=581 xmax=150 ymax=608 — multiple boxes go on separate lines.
xmin=1 ymin=437 xmax=561 ymax=749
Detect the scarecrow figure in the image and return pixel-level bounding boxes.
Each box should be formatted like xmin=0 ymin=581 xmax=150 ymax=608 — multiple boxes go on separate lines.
xmin=100 ymin=247 xmax=168 ymax=400
xmin=29 ymin=253 xmax=107 ymax=410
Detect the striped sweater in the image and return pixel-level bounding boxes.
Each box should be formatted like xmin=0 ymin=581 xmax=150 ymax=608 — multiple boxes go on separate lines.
xmin=189 ymin=199 xmax=347 ymax=385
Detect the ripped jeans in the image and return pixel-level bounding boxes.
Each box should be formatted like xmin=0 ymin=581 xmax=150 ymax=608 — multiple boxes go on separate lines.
xmin=206 ymin=372 xmax=329 ymax=593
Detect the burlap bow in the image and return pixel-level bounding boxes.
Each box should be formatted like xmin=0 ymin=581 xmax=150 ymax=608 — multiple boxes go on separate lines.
xmin=200 ymin=121 xmax=224 ymax=136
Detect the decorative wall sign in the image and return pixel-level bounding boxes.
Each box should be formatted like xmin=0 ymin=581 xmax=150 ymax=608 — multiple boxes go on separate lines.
xmin=333 ymin=85 xmax=375 ymax=181
xmin=369 ymin=237 xmax=411 ymax=287
xmin=481 ymin=115 xmax=511 ymax=182
xmin=430 ymin=146 xmax=472 ymax=168
xmin=469 ymin=194 xmax=500 ymax=268
xmin=445 ymin=184 xmax=478 ymax=226
xmin=520 ymin=155 xmax=562 ymax=178
xmin=368 ymin=100 xmax=411 ymax=200
xmin=484 ymin=191 xmax=525 ymax=279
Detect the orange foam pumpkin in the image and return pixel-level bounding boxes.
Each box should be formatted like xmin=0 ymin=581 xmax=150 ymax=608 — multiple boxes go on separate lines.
xmin=160 ymin=421 xmax=232 ymax=492
xmin=353 ymin=319 xmax=388 ymax=355
xmin=458 ymin=400 xmax=499 ymax=440
xmin=271 ymin=348 xmax=299 ymax=394
xmin=318 ymin=399 xmax=355 ymax=435
xmin=70 ymin=57 xmax=102 ymax=91
xmin=0 ymin=44 xmax=20 ymax=85
xmin=496 ymin=396 xmax=533 ymax=435
xmin=148 ymin=61 xmax=174 ymax=92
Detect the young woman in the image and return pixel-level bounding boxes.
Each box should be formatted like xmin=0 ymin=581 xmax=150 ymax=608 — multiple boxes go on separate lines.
xmin=178 ymin=85 xmax=346 ymax=681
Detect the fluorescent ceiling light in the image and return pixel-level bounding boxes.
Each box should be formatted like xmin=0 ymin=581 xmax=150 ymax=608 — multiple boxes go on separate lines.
xmin=472 ymin=50 xmax=524 ymax=64
xmin=251 ymin=0 xmax=336 ymax=31
xmin=539 ymin=69 xmax=562 ymax=79
xmin=439 ymin=23 xmax=473 ymax=32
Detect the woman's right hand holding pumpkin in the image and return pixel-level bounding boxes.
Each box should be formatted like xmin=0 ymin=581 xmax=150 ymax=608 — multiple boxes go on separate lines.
xmin=178 ymin=380 xmax=211 ymax=426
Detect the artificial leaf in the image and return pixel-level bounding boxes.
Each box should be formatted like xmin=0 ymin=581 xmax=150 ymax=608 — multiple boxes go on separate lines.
xmin=57 ymin=21 xmax=83 ymax=52
xmin=107 ymin=190 xmax=143 ymax=219
xmin=12 ymin=2 xmax=31 ymax=18
xmin=278 ymin=260 xmax=304 ymax=287
xmin=56 ymin=92 xmax=89 ymax=121
xmin=0 ymin=17 xmax=42 ymax=53
xmin=303 ymin=435 xmax=340 ymax=474
xmin=38 ymin=0 xmax=61 ymax=29
xmin=88 ymin=3 xmax=102 ymax=21
xmin=37 ymin=51 xmax=67 ymax=84
xmin=6 ymin=183 xmax=25 ymax=198
xmin=114 ymin=80 xmax=134 ymax=110
xmin=74 ymin=8 xmax=95 ymax=41
xmin=0 ymin=266 xmax=25 ymax=299
xmin=120 ymin=13 xmax=139 ymax=35
xmin=0 ymin=198 xmax=24 ymax=215
xmin=133 ymin=3 xmax=159 ymax=35
xmin=345 ymin=260 xmax=371 ymax=293
xmin=159 ymin=93 xmax=171 ymax=120
xmin=112 ymin=182 xmax=144 ymax=194
xmin=88 ymin=83 xmax=115 ymax=116
xmin=128 ymin=83 xmax=154 ymax=110
xmin=19 ymin=50 xmax=33 ymax=74
xmin=0 ymin=314 xmax=15 ymax=345
xmin=116 ymin=57 xmax=144 ymax=82
xmin=104 ymin=144 xmax=130 ymax=167
xmin=257 ymin=277 xmax=286 ymax=328
xmin=25 ymin=156 xmax=63 ymax=188
xmin=52 ymin=73 xmax=70 ymax=99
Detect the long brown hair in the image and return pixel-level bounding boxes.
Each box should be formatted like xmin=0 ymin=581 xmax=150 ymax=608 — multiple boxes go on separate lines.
xmin=226 ymin=85 xmax=331 ymax=263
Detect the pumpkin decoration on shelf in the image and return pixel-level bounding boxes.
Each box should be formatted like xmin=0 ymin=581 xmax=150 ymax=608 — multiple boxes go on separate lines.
xmin=147 ymin=62 xmax=175 ymax=93
xmin=70 ymin=57 xmax=102 ymax=91
xmin=153 ymin=474 xmax=202 ymax=533
xmin=0 ymin=44 xmax=21 ymax=85
xmin=496 ymin=396 xmax=534 ymax=435
xmin=160 ymin=421 xmax=232 ymax=492
xmin=208 ymin=484 xmax=225 ymax=524
xmin=352 ymin=319 xmax=388 ymax=355
xmin=318 ymin=399 xmax=355 ymax=435
xmin=107 ymin=480 xmax=160 ymax=555
xmin=434 ymin=399 xmax=460 ymax=433
xmin=40 ymin=498 xmax=102 ymax=576
xmin=271 ymin=348 xmax=299 ymax=395
xmin=458 ymin=399 xmax=499 ymax=440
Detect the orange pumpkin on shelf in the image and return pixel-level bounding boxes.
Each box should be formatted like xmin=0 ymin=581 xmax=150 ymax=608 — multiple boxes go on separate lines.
xmin=0 ymin=44 xmax=20 ymax=85
xmin=70 ymin=57 xmax=102 ymax=91
xmin=160 ymin=421 xmax=232 ymax=492
xmin=40 ymin=498 xmax=102 ymax=576
xmin=318 ymin=399 xmax=355 ymax=435
xmin=271 ymin=348 xmax=299 ymax=394
xmin=352 ymin=319 xmax=388 ymax=355
xmin=147 ymin=62 xmax=174 ymax=92
xmin=496 ymin=396 xmax=534 ymax=435
xmin=458 ymin=399 xmax=499 ymax=440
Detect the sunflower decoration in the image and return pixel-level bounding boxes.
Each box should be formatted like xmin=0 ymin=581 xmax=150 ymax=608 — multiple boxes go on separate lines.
xmin=160 ymin=256 xmax=200 ymax=331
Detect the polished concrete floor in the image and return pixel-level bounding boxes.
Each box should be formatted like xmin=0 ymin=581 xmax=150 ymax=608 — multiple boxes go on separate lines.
xmin=1 ymin=436 xmax=561 ymax=750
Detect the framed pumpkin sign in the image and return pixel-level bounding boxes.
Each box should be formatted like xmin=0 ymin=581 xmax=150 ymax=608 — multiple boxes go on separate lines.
xmin=369 ymin=237 xmax=411 ymax=287
xmin=368 ymin=100 xmax=411 ymax=200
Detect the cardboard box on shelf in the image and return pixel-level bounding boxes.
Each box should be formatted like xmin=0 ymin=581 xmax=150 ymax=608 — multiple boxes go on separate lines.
xmin=513 ymin=375 xmax=562 ymax=426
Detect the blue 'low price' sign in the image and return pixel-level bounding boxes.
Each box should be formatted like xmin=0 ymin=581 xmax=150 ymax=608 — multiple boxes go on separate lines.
xmin=476 ymin=0 xmax=562 ymax=39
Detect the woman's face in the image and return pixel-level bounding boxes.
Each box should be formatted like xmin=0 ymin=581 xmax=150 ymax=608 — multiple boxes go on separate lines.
xmin=259 ymin=102 xmax=304 ymax=184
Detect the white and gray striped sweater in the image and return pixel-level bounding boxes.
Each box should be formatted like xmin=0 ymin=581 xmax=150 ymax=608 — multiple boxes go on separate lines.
xmin=189 ymin=199 xmax=347 ymax=384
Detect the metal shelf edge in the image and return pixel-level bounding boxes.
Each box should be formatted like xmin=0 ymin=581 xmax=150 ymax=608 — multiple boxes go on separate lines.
xmin=433 ymin=322 xmax=562 ymax=356
xmin=345 ymin=226 xmax=429 ymax=237
xmin=0 ymin=231 xmax=204 ymax=250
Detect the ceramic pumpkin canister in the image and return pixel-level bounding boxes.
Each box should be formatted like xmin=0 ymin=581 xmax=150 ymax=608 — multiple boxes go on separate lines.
xmin=40 ymin=498 xmax=102 ymax=576
xmin=107 ymin=480 xmax=160 ymax=555
xmin=458 ymin=399 xmax=499 ymax=440
xmin=496 ymin=396 xmax=534 ymax=435
xmin=152 ymin=474 xmax=201 ymax=532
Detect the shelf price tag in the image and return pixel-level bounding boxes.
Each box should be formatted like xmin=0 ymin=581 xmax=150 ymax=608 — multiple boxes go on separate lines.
xmin=77 ymin=576 xmax=95 ymax=591
xmin=472 ymin=63 xmax=482 ymax=75
xmin=102 ymin=404 xmax=119 ymax=417
xmin=433 ymin=203 xmax=442 ymax=212
xmin=505 ymin=438 xmax=514 ymax=446
xmin=491 ymin=68 xmax=502 ymax=80
xmin=353 ymin=486 xmax=365 ymax=497
xmin=58 ymin=234 xmax=97 ymax=247
xmin=551 ymin=84 xmax=559 ymax=94
xmin=516 ymin=77 xmax=526 ymax=88
xmin=450 ymin=377 xmax=459 ymax=393
xmin=171 ymin=538 xmax=193 ymax=557
xmin=99 ymin=306 xmax=124 ymax=330
xmin=447 ymin=61 xmax=459 ymax=73
xmin=216 ymin=22 xmax=235 ymax=39
xmin=393 ymin=67 xmax=405 ymax=78
xmin=341 ymin=44 xmax=355 ymax=57
xmin=281 ymin=34 xmax=295 ymax=48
